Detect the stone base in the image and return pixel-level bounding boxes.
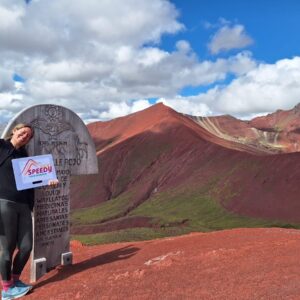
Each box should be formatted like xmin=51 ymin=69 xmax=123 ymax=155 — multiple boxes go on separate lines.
xmin=31 ymin=257 xmax=47 ymax=283
xmin=61 ymin=252 xmax=73 ymax=265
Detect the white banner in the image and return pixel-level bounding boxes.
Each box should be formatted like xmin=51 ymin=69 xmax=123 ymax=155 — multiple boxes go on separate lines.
xmin=12 ymin=154 xmax=57 ymax=190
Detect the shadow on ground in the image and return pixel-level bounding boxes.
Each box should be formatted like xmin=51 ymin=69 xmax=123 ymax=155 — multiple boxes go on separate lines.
xmin=33 ymin=245 xmax=140 ymax=289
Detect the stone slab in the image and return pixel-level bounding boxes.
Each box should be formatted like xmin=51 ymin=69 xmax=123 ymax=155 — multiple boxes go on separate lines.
xmin=1 ymin=104 xmax=98 ymax=282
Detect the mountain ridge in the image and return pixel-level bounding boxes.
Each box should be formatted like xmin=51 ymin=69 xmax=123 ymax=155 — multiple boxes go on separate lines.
xmin=70 ymin=103 xmax=300 ymax=242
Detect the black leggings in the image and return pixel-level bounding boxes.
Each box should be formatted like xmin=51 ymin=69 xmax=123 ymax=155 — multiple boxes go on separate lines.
xmin=0 ymin=200 xmax=32 ymax=281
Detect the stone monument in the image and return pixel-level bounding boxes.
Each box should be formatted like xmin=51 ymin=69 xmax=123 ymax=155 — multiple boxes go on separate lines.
xmin=1 ymin=104 xmax=98 ymax=282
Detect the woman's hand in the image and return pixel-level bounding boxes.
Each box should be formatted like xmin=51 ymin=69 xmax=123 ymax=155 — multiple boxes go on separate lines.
xmin=48 ymin=179 xmax=59 ymax=187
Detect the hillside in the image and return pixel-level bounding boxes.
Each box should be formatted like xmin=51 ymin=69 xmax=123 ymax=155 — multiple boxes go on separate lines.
xmin=70 ymin=103 xmax=300 ymax=243
xmin=190 ymin=105 xmax=300 ymax=153
xmin=250 ymin=104 xmax=300 ymax=152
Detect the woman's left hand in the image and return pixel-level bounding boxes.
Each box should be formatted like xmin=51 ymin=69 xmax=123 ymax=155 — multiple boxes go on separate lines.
xmin=48 ymin=179 xmax=59 ymax=187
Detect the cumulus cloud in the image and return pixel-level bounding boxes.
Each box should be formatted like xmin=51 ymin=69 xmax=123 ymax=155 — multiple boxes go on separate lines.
xmin=161 ymin=57 xmax=300 ymax=118
xmin=158 ymin=97 xmax=212 ymax=116
xmin=0 ymin=1 xmax=297 ymax=125
xmin=0 ymin=68 xmax=15 ymax=92
xmin=0 ymin=0 xmax=183 ymax=56
xmin=0 ymin=0 xmax=185 ymax=122
xmin=98 ymin=100 xmax=151 ymax=120
xmin=0 ymin=66 xmax=25 ymax=122
xmin=208 ymin=24 xmax=253 ymax=54
xmin=214 ymin=57 xmax=300 ymax=114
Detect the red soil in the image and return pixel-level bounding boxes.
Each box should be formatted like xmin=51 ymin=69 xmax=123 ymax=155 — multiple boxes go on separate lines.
xmin=20 ymin=228 xmax=300 ymax=299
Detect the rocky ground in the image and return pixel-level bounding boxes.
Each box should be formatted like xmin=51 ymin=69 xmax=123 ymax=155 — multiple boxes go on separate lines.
xmin=17 ymin=227 xmax=300 ymax=299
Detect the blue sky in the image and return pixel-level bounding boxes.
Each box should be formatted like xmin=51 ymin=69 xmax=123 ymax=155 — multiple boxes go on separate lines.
xmin=168 ymin=0 xmax=300 ymax=63
xmin=1 ymin=0 xmax=300 ymax=123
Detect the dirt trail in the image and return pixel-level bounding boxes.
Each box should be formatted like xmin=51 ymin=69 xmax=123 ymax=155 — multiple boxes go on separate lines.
xmin=20 ymin=228 xmax=300 ymax=299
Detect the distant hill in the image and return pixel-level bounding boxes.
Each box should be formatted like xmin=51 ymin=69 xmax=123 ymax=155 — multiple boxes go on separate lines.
xmin=70 ymin=103 xmax=300 ymax=244
xmin=190 ymin=104 xmax=300 ymax=153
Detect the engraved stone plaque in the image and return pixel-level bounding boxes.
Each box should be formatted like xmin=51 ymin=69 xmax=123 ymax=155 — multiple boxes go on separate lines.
xmin=1 ymin=105 xmax=98 ymax=282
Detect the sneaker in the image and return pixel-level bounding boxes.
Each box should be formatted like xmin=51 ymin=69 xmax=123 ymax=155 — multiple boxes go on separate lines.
xmin=1 ymin=285 xmax=30 ymax=300
xmin=14 ymin=280 xmax=33 ymax=291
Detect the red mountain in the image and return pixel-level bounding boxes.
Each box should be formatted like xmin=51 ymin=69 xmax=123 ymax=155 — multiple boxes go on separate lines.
xmin=250 ymin=104 xmax=300 ymax=152
xmin=70 ymin=103 xmax=300 ymax=237
xmin=191 ymin=106 xmax=300 ymax=153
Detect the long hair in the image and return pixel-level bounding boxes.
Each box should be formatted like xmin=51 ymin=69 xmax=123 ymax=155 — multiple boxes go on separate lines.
xmin=5 ymin=123 xmax=34 ymax=141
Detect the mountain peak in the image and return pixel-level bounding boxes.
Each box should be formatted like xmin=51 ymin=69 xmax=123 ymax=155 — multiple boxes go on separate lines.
xmin=144 ymin=102 xmax=175 ymax=114
xmin=122 ymin=102 xmax=176 ymax=122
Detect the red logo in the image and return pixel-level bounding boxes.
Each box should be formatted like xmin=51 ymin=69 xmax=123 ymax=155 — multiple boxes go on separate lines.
xmin=22 ymin=159 xmax=52 ymax=176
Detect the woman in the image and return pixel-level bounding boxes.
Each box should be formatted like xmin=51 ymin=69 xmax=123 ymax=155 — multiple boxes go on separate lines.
xmin=0 ymin=124 xmax=57 ymax=300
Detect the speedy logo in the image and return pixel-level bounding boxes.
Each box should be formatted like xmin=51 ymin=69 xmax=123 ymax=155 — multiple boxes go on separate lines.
xmin=21 ymin=159 xmax=53 ymax=177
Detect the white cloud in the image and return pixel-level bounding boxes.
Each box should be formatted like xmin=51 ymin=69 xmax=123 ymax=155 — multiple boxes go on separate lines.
xmin=161 ymin=56 xmax=300 ymax=118
xmin=98 ymin=100 xmax=151 ymax=120
xmin=0 ymin=0 xmax=183 ymax=56
xmin=0 ymin=1 xmax=297 ymax=125
xmin=0 ymin=109 xmax=14 ymax=124
xmin=208 ymin=24 xmax=253 ymax=54
xmin=27 ymin=80 xmax=74 ymax=100
xmin=158 ymin=97 xmax=212 ymax=116
xmin=0 ymin=66 xmax=25 ymax=123
xmin=0 ymin=92 xmax=24 ymax=112
xmin=175 ymin=40 xmax=192 ymax=53
xmin=0 ymin=0 xmax=188 ymax=123
xmin=0 ymin=68 xmax=14 ymax=91
xmin=136 ymin=47 xmax=169 ymax=67
xmin=214 ymin=57 xmax=300 ymax=114
xmin=0 ymin=4 xmax=24 ymax=30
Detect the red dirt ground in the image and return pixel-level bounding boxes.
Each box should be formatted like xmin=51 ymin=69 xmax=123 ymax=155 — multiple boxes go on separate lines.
xmin=18 ymin=228 xmax=300 ymax=299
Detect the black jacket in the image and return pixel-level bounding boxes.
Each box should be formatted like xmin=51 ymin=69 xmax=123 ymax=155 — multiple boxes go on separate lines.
xmin=0 ymin=138 xmax=14 ymax=166
xmin=0 ymin=139 xmax=34 ymax=210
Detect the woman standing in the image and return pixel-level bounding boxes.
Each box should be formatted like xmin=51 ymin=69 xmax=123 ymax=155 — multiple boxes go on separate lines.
xmin=0 ymin=123 xmax=47 ymax=300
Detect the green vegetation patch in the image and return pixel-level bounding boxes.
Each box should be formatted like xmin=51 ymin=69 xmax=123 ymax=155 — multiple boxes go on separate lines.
xmin=130 ymin=185 xmax=244 ymax=230
xmin=72 ymin=227 xmax=189 ymax=245
xmin=130 ymin=179 xmax=300 ymax=232
xmin=71 ymin=191 xmax=134 ymax=225
xmin=71 ymin=162 xmax=300 ymax=245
